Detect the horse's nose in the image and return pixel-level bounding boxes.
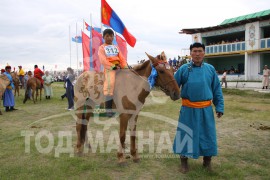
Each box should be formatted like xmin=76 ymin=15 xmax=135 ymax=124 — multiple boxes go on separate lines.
xmin=172 ymin=91 xmax=180 ymax=100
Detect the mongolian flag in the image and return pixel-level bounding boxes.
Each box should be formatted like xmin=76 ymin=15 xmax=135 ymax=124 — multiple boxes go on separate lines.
xmin=101 ymin=0 xmax=136 ymax=47
xmin=116 ymin=34 xmax=127 ymax=61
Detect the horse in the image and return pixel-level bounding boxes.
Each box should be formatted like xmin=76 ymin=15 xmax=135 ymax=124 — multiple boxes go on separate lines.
xmin=0 ymin=74 xmax=10 ymax=115
xmin=23 ymin=77 xmax=42 ymax=104
xmin=11 ymin=72 xmax=20 ymax=96
xmin=74 ymin=52 xmax=180 ymax=164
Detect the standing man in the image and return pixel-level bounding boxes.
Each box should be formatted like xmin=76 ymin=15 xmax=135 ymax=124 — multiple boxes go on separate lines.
xmin=3 ymin=65 xmax=18 ymax=112
xmin=17 ymin=65 xmax=25 ymax=89
xmin=173 ymin=42 xmax=224 ymax=173
xmin=262 ymin=65 xmax=270 ymax=89
xmin=34 ymin=65 xmax=44 ymax=87
xmin=65 ymin=67 xmax=75 ymax=110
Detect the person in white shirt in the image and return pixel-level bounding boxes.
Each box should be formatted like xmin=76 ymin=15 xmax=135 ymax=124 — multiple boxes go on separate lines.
xmin=221 ymin=70 xmax=227 ymax=88
xmin=262 ymin=65 xmax=270 ymax=89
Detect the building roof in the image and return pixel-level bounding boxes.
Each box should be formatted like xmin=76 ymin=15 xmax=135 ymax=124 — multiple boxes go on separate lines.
xmin=180 ymin=9 xmax=270 ymax=34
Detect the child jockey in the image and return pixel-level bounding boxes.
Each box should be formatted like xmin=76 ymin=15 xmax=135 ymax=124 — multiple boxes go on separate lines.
xmin=98 ymin=29 xmax=128 ymax=117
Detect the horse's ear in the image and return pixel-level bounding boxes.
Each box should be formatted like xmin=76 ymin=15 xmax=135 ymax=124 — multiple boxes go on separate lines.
xmin=145 ymin=52 xmax=158 ymax=64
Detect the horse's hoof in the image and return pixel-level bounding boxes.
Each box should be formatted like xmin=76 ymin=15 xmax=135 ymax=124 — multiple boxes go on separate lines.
xmin=76 ymin=151 xmax=83 ymax=157
xmin=118 ymin=161 xmax=128 ymax=167
xmin=125 ymin=155 xmax=131 ymax=159
xmin=133 ymin=158 xmax=140 ymax=163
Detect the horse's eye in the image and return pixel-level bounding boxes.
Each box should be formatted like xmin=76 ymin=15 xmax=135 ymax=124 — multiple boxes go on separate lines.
xmin=159 ymin=70 xmax=164 ymax=74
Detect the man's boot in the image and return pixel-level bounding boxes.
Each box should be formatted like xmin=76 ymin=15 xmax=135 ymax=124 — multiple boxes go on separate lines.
xmin=5 ymin=107 xmax=10 ymax=112
xmin=10 ymin=106 xmax=18 ymax=111
xmin=203 ymin=156 xmax=212 ymax=172
xmin=180 ymin=156 xmax=189 ymax=173
xmin=105 ymin=96 xmax=115 ymax=117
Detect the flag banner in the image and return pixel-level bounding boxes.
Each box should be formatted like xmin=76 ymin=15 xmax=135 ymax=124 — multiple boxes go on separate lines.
xmin=101 ymin=0 xmax=136 ymax=47
xmin=91 ymin=28 xmax=103 ymax=72
xmin=72 ymin=36 xmax=82 ymax=43
xmin=82 ymin=32 xmax=90 ymax=71
xmin=116 ymin=34 xmax=127 ymax=60
xmin=85 ymin=22 xmax=101 ymax=33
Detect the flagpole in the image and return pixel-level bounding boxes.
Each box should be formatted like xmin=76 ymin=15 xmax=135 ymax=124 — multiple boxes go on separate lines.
xmin=69 ymin=25 xmax=72 ymax=67
xmin=76 ymin=22 xmax=79 ymax=75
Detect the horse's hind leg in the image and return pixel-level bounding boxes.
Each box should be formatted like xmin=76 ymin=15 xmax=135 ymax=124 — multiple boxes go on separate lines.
xmin=32 ymin=89 xmax=36 ymax=103
xmin=130 ymin=115 xmax=140 ymax=163
xmin=75 ymin=104 xmax=92 ymax=155
xmin=40 ymin=88 xmax=42 ymax=101
xmin=118 ymin=113 xmax=130 ymax=165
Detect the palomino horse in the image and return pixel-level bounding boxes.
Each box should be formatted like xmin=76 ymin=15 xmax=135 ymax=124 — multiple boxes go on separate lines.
xmin=74 ymin=52 xmax=180 ymax=164
xmin=0 ymin=75 xmax=10 ymax=115
xmin=23 ymin=77 xmax=42 ymax=104
xmin=11 ymin=72 xmax=20 ymax=96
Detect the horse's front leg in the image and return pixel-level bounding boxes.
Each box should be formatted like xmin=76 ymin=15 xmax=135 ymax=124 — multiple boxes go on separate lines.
xmin=118 ymin=113 xmax=129 ymax=165
xmin=40 ymin=88 xmax=42 ymax=101
xmin=130 ymin=115 xmax=140 ymax=163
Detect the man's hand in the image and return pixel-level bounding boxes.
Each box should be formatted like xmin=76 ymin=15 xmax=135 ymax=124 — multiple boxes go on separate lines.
xmin=216 ymin=112 xmax=223 ymax=118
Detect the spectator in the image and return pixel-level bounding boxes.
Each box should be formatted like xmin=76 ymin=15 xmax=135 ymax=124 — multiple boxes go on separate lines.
xmin=221 ymin=70 xmax=227 ymax=88
xmin=17 ymin=65 xmax=25 ymax=89
xmin=42 ymin=71 xmax=54 ymax=99
xmin=262 ymin=65 xmax=270 ymax=89
xmin=24 ymin=71 xmax=32 ymax=99
xmin=3 ymin=65 xmax=18 ymax=112
xmin=172 ymin=57 xmax=177 ymax=67
xmin=65 ymin=67 xmax=75 ymax=110
xmin=168 ymin=58 xmax=172 ymax=66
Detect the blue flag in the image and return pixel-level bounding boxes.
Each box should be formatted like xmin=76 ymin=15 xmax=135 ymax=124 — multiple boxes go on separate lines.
xmin=72 ymin=36 xmax=82 ymax=43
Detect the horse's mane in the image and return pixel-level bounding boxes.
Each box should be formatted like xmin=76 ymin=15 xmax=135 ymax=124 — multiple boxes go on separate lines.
xmin=133 ymin=60 xmax=150 ymax=71
xmin=132 ymin=60 xmax=151 ymax=77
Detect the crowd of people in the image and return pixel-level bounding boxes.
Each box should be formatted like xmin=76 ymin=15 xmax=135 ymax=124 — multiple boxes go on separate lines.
xmin=0 ymin=64 xmax=77 ymax=113
xmin=207 ymin=38 xmax=245 ymax=46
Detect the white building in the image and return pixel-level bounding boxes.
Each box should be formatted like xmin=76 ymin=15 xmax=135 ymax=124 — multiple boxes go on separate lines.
xmin=180 ymin=9 xmax=270 ymax=81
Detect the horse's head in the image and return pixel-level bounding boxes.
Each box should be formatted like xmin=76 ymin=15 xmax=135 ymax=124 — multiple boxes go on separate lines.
xmin=0 ymin=74 xmax=10 ymax=86
xmin=146 ymin=52 xmax=180 ymax=101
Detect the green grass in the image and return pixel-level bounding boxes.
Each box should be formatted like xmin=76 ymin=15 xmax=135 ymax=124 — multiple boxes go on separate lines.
xmin=0 ymin=83 xmax=270 ymax=179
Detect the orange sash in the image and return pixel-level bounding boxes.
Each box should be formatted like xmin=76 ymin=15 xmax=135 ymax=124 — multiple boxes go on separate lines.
xmin=6 ymin=85 xmax=12 ymax=89
xmin=182 ymin=99 xmax=211 ymax=108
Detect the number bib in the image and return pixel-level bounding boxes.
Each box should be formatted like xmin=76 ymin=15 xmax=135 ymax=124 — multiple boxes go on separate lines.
xmin=104 ymin=45 xmax=119 ymax=57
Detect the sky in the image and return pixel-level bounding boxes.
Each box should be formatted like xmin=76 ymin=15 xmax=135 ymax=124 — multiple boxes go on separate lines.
xmin=0 ymin=0 xmax=269 ymax=71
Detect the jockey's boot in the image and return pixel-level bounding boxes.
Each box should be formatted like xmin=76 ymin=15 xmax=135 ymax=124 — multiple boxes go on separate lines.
xmin=180 ymin=156 xmax=189 ymax=173
xmin=105 ymin=96 xmax=115 ymax=117
xmin=203 ymin=156 xmax=212 ymax=172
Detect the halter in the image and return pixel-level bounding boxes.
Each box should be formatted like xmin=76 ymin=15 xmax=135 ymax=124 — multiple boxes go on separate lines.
xmin=152 ymin=61 xmax=176 ymax=92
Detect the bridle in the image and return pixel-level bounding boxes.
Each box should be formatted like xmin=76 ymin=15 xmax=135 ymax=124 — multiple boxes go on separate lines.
xmin=153 ymin=61 xmax=176 ymax=93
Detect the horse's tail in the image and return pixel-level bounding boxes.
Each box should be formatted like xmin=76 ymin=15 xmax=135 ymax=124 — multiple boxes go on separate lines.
xmin=23 ymin=82 xmax=31 ymax=104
